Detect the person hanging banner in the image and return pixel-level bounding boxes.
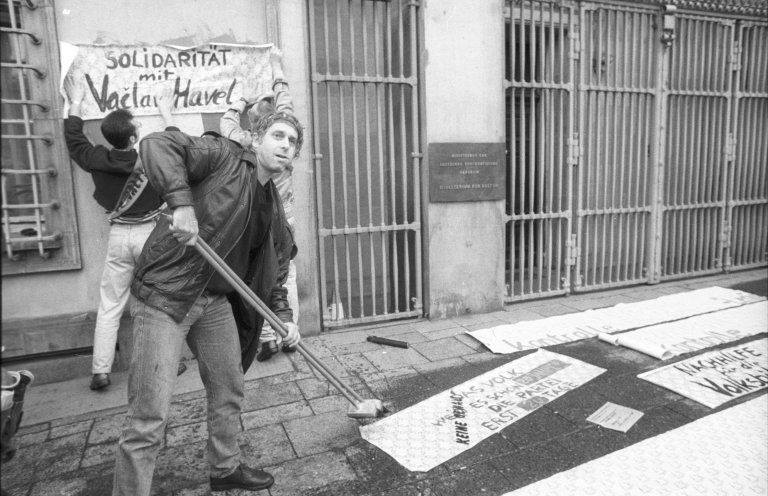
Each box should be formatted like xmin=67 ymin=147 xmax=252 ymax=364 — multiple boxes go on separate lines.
xmin=60 ymin=42 xmax=274 ymax=120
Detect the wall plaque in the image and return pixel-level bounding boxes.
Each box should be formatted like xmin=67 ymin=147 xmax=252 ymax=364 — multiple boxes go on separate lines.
xmin=428 ymin=142 xmax=505 ymax=202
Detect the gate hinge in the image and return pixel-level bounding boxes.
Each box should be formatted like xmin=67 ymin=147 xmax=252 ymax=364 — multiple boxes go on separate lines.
xmin=566 ymin=134 xmax=581 ymax=166
xmin=569 ymin=31 xmax=580 ymax=60
xmin=731 ymin=40 xmax=742 ymax=72
xmin=725 ymin=134 xmax=737 ymax=162
xmin=565 ymin=234 xmax=578 ymax=266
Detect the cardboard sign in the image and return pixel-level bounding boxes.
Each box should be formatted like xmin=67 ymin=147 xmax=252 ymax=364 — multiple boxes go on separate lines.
xmin=61 ymin=42 xmax=273 ymax=120
xmin=360 ymin=349 xmax=605 ymax=472
xmin=639 ymin=338 xmax=768 ymax=409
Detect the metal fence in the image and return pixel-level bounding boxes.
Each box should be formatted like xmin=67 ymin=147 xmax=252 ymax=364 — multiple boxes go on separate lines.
xmin=505 ymin=0 xmax=767 ymax=301
xmin=308 ymin=0 xmax=422 ymax=328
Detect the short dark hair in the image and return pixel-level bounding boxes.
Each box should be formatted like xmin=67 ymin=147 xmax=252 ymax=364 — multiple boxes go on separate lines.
xmin=100 ymin=109 xmax=136 ymax=149
xmin=253 ymin=111 xmax=304 ymax=159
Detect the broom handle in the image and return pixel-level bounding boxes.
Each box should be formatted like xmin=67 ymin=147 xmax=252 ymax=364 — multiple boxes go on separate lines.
xmin=193 ymin=238 xmax=364 ymax=405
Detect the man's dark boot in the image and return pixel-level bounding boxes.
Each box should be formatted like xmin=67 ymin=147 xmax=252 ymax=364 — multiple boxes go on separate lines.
xmin=210 ymin=464 xmax=274 ymax=492
xmin=89 ymin=373 xmax=110 ymax=391
xmin=256 ymin=340 xmax=278 ymax=362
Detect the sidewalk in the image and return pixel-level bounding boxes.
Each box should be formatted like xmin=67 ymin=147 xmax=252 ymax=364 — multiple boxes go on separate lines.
xmin=2 ymin=269 xmax=766 ymax=496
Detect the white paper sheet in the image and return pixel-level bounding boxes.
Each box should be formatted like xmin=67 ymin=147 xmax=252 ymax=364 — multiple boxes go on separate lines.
xmin=468 ymin=287 xmax=764 ymax=354
xmin=639 ymin=338 xmax=768 ymax=408
xmin=360 ymin=350 xmax=605 ymax=472
xmin=603 ymin=301 xmax=767 ymax=360
xmin=503 ymin=396 xmax=768 ymax=496
xmin=586 ymin=402 xmax=644 ymax=433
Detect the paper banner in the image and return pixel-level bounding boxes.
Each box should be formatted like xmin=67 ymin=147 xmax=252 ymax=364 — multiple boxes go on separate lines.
xmin=360 ymin=349 xmax=605 ymax=472
xmin=503 ymin=396 xmax=768 ymax=496
xmin=468 ymin=287 xmax=765 ymax=354
xmin=61 ymin=42 xmax=274 ymax=120
xmin=639 ymin=338 xmax=768 ymax=408
xmin=601 ymin=301 xmax=767 ymax=361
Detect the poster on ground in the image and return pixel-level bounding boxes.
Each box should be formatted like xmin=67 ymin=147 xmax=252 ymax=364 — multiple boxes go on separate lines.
xmin=60 ymin=42 xmax=274 ymax=120
xmin=360 ymin=349 xmax=605 ymax=472
xmin=467 ymin=287 xmax=764 ymax=354
xmin=600 ymin=301 xmax=767 ymax=360
xmin=638 ymin=338 xmax=768 ymax=408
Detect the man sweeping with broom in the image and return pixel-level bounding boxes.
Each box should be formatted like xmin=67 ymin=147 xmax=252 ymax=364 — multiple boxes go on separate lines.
xmin=112 ymin=105 xmax=302 ymax=495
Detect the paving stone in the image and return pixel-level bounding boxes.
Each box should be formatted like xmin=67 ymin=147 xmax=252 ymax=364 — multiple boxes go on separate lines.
xmin=501 ymin=408 xmax=579 ymax=450
xmin=49 ymin=419 xmax=93 ymax=439
xmin=344 ymin=441 xmax=441 ymax=494
xmin=296 ymin=377 xmax=333 ymax=399
xmin=664 ymin=397 xmax=712 ymax=420
xmin=494 ymin=307 xmax=555 ymax=324
xmin=370 ymin=330 xmax=430 ymax=345
xmin=563 ymin=294 xmax=639 ymax=311
xmin=419 ymin=326 xmax=468 ymax=341
xmin=335 ymin=352 xmax=380 ymax=376
xmin=266 ymin=451 xmax=358 ymax=496
xmin=283 ymin=411 xmax=361 ymax=457
xmin=299 ymin=338 xmax=335 ymax=358
xmin=29 ymin=476 xmax=88 ymax=496
xmin=301 ymin=479 xmax=374 ymax=496
xmin=414 ymin=357 xmax=467 ymax=375
xmin=151 ymin=440 xmax=209 ymax=494
xmin=81 ymin=441 xmax=117 ymax=468
xmin=241 ymin=400 xmax=314 ymax=430
xmin=422 ymin=362 xmax=488 ymax=390
xmin=166 ymin=421 xmax=207 ymax=447
xmin=17 ymin=422 xmax=50 ymax=436
xmin=172 ymin=483 xmax=211 ymax=495
xmin=363 ymin=347 xmax=430 ymax=370
xmin=551 ymin=338 xmax=657 ymax=378
xmin=238 ymin=423 xmax=297 ymax=467
xmin=594 ymin=373 xmax=683 ymax=411
xmin=410 ymin=318 xmax=462 ymax=333
xmin=432 ymin=463 xmax=512 ymax=496
xmin=166 ymin=397 xmax=207 ymax=428
xmin=308 ymin=394 xmax=350 ymax=414
xmin=622 ymin=405 xmax=690 ymax=444
xmin=243 ymin=381 xmax=304 ymax=412
xmin=3 ymin=431 xmax=88 ymax=485
xmin=89 ymin=412 xmax=126 ymax=444
xmin=17 ymin=429 xmax=48 ymax=447
xmin=545 ymin=384 xmax=611 ymax=425
xmin=323 ymin=339 xmax=381 ymax=356
xmin=411 ymin=337 xmax=476 ymax=362
xmin=491 ymin=440 xmax=584 ymax=492
xmin=317 ymin=330 xmax=370 ymax=346
xmin=443 ymin=431 xmax=519 ymax=471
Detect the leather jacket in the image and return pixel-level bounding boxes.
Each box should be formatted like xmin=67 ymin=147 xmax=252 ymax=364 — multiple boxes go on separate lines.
xmin=131 ymin=130 xmax=294 ymax=369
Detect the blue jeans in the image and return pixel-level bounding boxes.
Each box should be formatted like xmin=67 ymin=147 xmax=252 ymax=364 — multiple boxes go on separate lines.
xmin=113 ymin=293 xmax=244 ymax=496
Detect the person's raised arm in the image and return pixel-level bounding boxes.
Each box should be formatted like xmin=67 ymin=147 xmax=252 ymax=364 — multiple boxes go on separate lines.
xmin=219 ymin=80 xmax=253 ymax=148
xmin=269 ymin=47 xmax=294 ymax=115
xmin=63 ymin=76 xmax=98 ymax=171
xmin=156 ymin=85 xmax=180 ymax=131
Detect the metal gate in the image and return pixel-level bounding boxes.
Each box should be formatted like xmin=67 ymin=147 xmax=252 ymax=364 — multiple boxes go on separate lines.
xmin=727 ymin=21 xmax=768 ymax=270
xmin=505 ymin=0 xmax=768 ymax=301
xmin=308 ymin=0 xmax=423 ymax=328
xmin=505 ymin=0 xmax=577 ymax=300
xmin=660 ymin=14 xmax=734 ymax=280
xmin=576 ymin=3 xmax=659 ymax=290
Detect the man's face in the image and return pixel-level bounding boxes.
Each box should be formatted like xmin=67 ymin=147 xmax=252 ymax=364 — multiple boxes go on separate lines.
xmin=255 ymin=121 xmax=298 ymax=175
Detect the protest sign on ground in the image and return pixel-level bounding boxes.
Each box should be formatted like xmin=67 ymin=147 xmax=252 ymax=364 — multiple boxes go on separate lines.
xmin=600 ymin=301 xmax=767 ymax=360
xmin=468 ymin=287 xmax=764 ymax=354
xmin=360 ymin=349 xmax=605 ymax=472
xmin=639 ymin=338 xmax=768 ymax=408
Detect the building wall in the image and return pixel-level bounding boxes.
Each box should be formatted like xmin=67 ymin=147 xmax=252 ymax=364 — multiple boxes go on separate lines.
xmin=422 ymin=0 xmax=506 ymax=318
xmin=1 ymin=0 xmax=320 ymax=340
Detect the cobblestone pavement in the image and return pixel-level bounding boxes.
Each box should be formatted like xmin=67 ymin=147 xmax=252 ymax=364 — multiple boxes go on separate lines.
xmin=1 ymin=269 xmax=766 ymax=496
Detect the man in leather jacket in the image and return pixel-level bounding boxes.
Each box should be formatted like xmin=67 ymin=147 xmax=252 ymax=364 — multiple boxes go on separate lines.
xmin=113 ymin=110 xmax=302 ymax=496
